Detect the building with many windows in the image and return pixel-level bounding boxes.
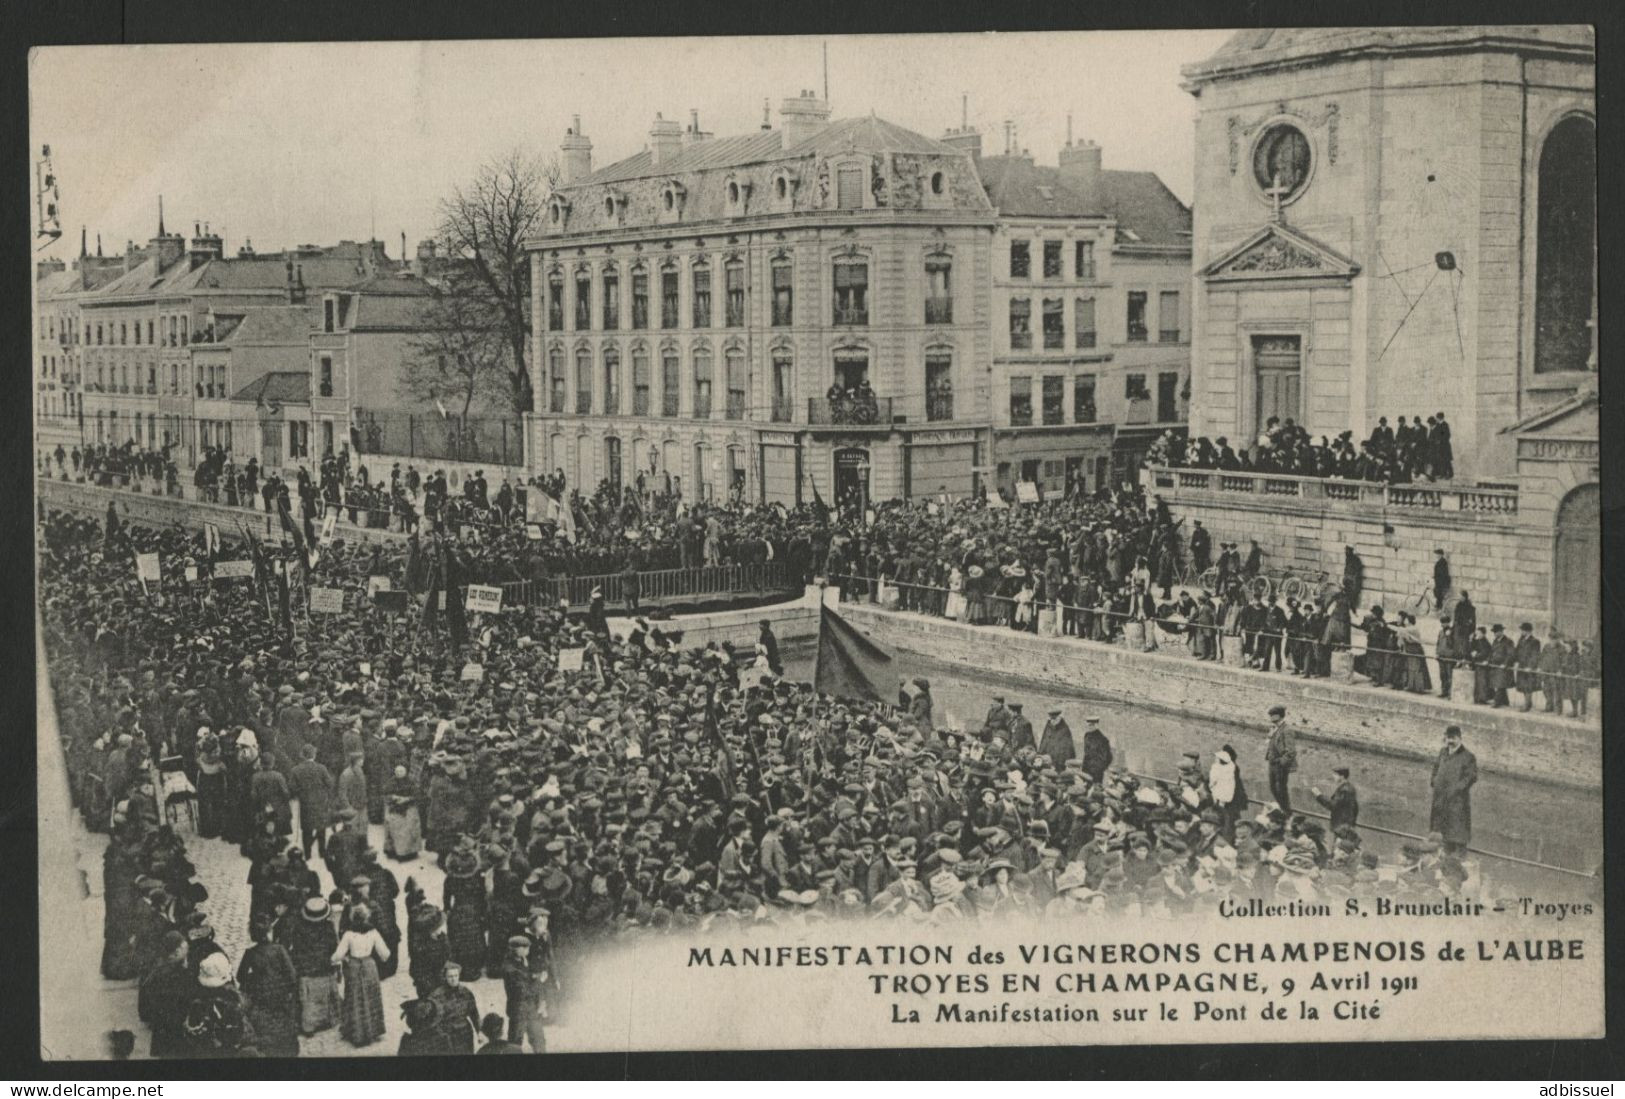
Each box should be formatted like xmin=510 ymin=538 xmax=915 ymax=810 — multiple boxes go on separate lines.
xmin=526 ymin=99 xmax=997 ymax=506
xmin=33 ymin=238 xmax=126 ymax=458
xmin=967 ymin=126 xmax=1193 ymax=498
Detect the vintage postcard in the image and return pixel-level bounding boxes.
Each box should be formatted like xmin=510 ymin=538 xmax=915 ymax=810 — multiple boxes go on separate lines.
xmin=30 ymin=27 xmax=1601 ymax=1061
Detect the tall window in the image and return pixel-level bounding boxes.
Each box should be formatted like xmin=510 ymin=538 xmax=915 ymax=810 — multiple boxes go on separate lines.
xmin=549 ymin=349 xmax=566 ymax=413
xmin=1009 ymin=375 xmax=1033 ymax=426
xmin=692 ymin=347 xmax=713 ymax=418
xmin=1076 ymin=240 xmax=1095 ymax=279
xmin=1126 ymin=291 xmax=1148 ymax=342
xmin=1010 ymin=240 xmax=1030 ymax=278
xmin=548 ymin=273 xmax=564 ymax=330
xmin=834 ymin=259 xmax=868 ymax=325
xmin=603 ymin=347 xmax=621 ymax=415
xmin=324 ymin=299 xmax=336 ymax=333
xmin=771 ymin=261 xmax=793 ymax=326
xmin=691 ymin=262 xmax=712 ymax=328
xmin=575 ymin=273 xmax=592 ymax=330
xmin=181 ymin=316 xmax=188 ymax=344
xmin=925 ymin=257 xmax=952 ymax=324
xmin=661 ymin=349 xmax=680 ymax=416
xmin=1125 ymin=373 xmax=1149 ymax=401
xmin=1042 ymin=299 xmax=1064 ymax=349
xmin=725 ymin=349 xmax=746 ymax=419
xmin=725 ymin=260 xmax=745 ymax=327
xmin=319 ymin=356 xmax=333 ymax=397
xmin=1535 ymin=116 xmax=1598 ymax=373
xmin=147 ymin=321 xmax=154 ymax=345
xmin=575 ymin=348 xmax=593 ymax=414
xmin=602 ymin=269 xmax=620 ymax=330
xmin=660 ymin=269 xmax=679 ymax=329
xmin=1009 ymin=298 xmax=1031 ymax=349
xmin=632 ymin=268 xmax=649 ymax=329
xmin=771 ymin=352 xmax=793 ymax=422
xmin=1042 ymin=375 xmax=1065 ymax=425
xmin=1159 ymin=290 xmax=1181 ymax=342
xmin=837 ymin=166 xmax=864 ymax=209
xmin=1075 ymin=298 xmax=1097 ymax=349
xmin=1075 ymin=373 xmax=1097 ymax=423
xmin=926 ymin=354 xmax=953 ymax=422
xmin=134 ymin=321 xmax=141 ymax=345
xmin=1043 ymin=240 xmax=1062 ymax=279
xmin=632 ymin=348 xmax=650 ymax=415
xmin=1157 ymin=371 xmax=1179 ymax=423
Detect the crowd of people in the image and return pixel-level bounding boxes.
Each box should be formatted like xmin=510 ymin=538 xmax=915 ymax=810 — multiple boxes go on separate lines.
xmin=1144 ymin=411 xmax=1455 ymax=484
xmin=40 ymin=482 xmax=1549 ymax=1060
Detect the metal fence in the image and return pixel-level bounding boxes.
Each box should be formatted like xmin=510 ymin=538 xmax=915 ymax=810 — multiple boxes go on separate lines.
xmin=351 ymin=411 xmax=525 ymax=466
xmin=499 ymin=562 xmax=793 ymax=610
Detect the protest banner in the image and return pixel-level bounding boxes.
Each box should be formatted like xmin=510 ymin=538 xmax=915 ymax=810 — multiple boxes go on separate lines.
xmin=214 ymin=559 xmax=254 ymax=579
xmin=367 ymin=575 xmax=391 ymax=596
xmin=557 ymin=647 xmax=586 ymax=672
xmin=460 ymin=662 xmax=484 ymax=682
xmin=1016 ymin=481 xmax=1041 ymax=504
xmin=465 ymin=584 xmax=504 ymax=615
xmin=372 ymin=589 xmax=410 ymax=612
xmin=308 ymin=587 xmax=345 ymax=614
xmin=135 ymin=552 xmax=161 ymax=583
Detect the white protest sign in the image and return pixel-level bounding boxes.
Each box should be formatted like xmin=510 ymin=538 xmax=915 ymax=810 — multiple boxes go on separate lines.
xmin=465 ymin=584 xmax=504 ymax=615
xmin=184 ymin=565 xmax=199 ymax=582
xmin=136 ymin=553 xmax=162 ymax=582
xmin=460 ymin=663 xmax=484 ymax=682
xmin=214 ymin=559 xmax=254 ymax=579
xmin=557 ymin=647 xmax=586 ymax=672
xmin=525 ymin=523 xmax=544 ymax=541
xmin=1016 ymin=481 xmax=1041 ymax=505
xmin=308 ymin=587 xmax=345 ymax=614
xmin=367 ymin=575 xmax=391 ymax=597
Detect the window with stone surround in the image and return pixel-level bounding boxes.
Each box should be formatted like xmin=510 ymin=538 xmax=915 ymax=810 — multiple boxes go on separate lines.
xmin=1535 ymin=115 xmax=1597 ymax=373
xmin=1042 ymin=299 xmax=1064 ymax=349
xmin=771 ymin=261 xmax=793 ymax=326
xmin=1075 ymin=297 xmax=1096 ymax=349
xmin=661 ymin=349 xmax=680 ymax=416
xmin=661 ymin=268 xmax=679 ymax=329
xmin=771 ymin=351 xmax=793 ymax=422
xmin=1126 ymin=291 xmax=1148 ymax=342
xmin=1009 ymin=375 xmax=1032 ymax=426
xmin=1076 ymin=240 xmax=1095 ymax=280
xmin=1010 ymin=240 xmax=1030 ymax=278
xmin=602 ymin=269 xmax=619 ymax=330
xmin=548 ymin=273 xmax=564 ymax=331
xmin=632 ymin=267 xmax=649 ymax=330
xmin=1043 ymin=240 xmax=1063 ymax=279
xmin=603 ymin=347 xmax=621 ymax=415
xmin=575 ymin=347 xmax=593 ymax=414
xmin=691 ymin=261 xmax=712 ymax=328
xmin=693 ymin=347 xmax=713 ymax=419
xmin=1009 ymin=298 xmax=1031 ymax=350
xmin=725 ymin=260 xmax=745 ymax=327
xmin=725 ymin=348 xmax=745 ymax=419
xmin=549 ymin=349 xmax=566 ymax=413
xmin=1159 ymin=290 xmax=1181 ymax=343
xmin=925 ymin=256 xmax=952 ymax=324
xmin=926 ymin=354 xmax=953 ymax=422
xmin=632 ymin=347 xmax=650 ymax=415
xmin=833 ymin=258 xmax=868 ymax=326
xmin=1042 ymin=375 xmax=1064 ymax=425
xmin=575 ymin=273 xmax=591 ymax=331
xmin=1074 ymin=373 xmax=1096 ymax=423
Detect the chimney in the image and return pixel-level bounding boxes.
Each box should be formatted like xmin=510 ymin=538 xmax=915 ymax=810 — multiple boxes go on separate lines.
xmin=1058 ymin=130 xmax=1103 ymax=193
xmin=37 ymin=257 xmax=66 ymax=279
xmin=761 ymin=98 xmax=772 ymax=131
xmin=779 ymin=90 xmax=831 ymax=148
xmin=188 ymin=222 xmax=224 ymax=269
xmin=560 ymin=115 xmax=594 ymax=183
xmin=286 ymin=260 xmax=309 ymax=304
xmin=648 ymin=113 xmax=682 ymax=166
xmin=683 ymin=108 xmax=713 ymax=146
xmin=124 ymin=239 xmax=140 ymax=274
xmin=941 ymin=120 xmax=982 ymax=162
xmin=237 ymin=238 xmax=256 ymax=258
xmin=416 ymin=239 xmax=438 ymax=272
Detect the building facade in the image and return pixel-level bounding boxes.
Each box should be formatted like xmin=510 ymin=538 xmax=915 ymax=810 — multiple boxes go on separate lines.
xmin=1181 ymin=26 xmax=1595 ymax=481
xmin=967 ymin=128 xmax=1193 ymax=497
xmin=1164 ymin=26 xmax=1597 ymax=637
xmin=526 ymin=100 xmax=997 ymax=507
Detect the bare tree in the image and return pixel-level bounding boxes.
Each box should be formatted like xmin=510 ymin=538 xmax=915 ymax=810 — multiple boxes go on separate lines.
xmin=399 ymin=279 xmax=513 ymax=458
xmin=435 ymin=149 xmax=558 ymax=414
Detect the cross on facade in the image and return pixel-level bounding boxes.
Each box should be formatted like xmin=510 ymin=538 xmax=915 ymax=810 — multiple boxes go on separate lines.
xmin=1265 ymin=171 xmax=1291 ymax=223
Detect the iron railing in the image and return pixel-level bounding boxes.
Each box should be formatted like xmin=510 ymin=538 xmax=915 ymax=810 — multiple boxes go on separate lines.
xmin=499 ymin=561 xmax=794 ymax=610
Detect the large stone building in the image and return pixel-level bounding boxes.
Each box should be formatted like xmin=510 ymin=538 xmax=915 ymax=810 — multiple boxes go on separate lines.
xmin=1160 ymin=27 xmax=1597 ymax=638
xmin=33 ymin=236 xmax=125 ymax=457
xmin=964 ymin=122 xmax=1193 ymax=497
xmin=526 ymin=99 xmax=997 ymax=506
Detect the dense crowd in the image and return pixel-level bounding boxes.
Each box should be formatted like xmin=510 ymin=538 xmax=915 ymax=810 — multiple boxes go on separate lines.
xmin=41 ymin=495 xmax=1521 ymax=1060
xmin=1145 ymin=411 xmax=1455 ymax=483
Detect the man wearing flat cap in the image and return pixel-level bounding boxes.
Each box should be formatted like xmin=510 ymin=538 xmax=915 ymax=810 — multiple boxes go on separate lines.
xmin=501 ymin=935 xmax=546 ymax=1052
xmin=1263 ymin=704 xmax=1295 ymax=813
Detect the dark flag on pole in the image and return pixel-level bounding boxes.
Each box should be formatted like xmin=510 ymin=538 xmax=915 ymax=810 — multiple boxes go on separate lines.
xmin=705 ymin=689 xmax=734 ymax=801
xmin=274 ymin=559 xmax=294 ymax=639
xmin=442 ymin=544 xmax=468 ymax=648
xmin=813 ymin=605 xmax=894 ymax=705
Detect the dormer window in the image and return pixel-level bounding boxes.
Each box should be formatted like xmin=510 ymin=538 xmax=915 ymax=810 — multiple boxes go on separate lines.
xmin=727 ymin=181 xmax=740 ymax=204
xmin=663 ymin=191 xmax=675 ymax=211
xmin=775 ymin=178 xmax=787 ymax=199
xmin=930 ymin=171 xmax=944 ymax=195
xmin=659 ymin=181 xmax=687 ymax=221
xmin=547 ymin=195 xmax=572 ymax=228
xmin=769 ymin=167 xmax=798 ymax=210
xmin=604 ymin=196 xmax=616 ymax=217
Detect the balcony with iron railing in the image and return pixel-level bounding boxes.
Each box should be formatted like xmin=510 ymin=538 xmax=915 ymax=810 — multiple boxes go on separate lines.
xmin=809 ymin=395 xmax=892 ymax=427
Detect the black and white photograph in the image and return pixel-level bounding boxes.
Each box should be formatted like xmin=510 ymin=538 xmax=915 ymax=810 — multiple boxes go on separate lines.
xmin=26 ymin=24 xmax=1604 ymax=1063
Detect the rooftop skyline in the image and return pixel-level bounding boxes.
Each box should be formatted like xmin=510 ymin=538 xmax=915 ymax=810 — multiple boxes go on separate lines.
xmin=29 ymin=31 xmax=1229 ymax=264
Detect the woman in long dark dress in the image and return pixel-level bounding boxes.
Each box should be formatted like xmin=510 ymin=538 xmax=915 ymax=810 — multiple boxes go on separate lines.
xmin=330 ymin=906 xmax=390 ymax=1047
xmin=194 ymin=734 xmax=227 ymax=840
xmin=441 ymin=842 xmax=488 ymax=974
xmin=237 ymin=918 xmax=300 ymax=1057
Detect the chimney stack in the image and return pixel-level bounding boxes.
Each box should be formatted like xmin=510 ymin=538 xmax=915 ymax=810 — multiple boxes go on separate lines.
xmin=150 ymin=197 xmax=186 ymax=272
xmin=941 ymin=95 xmax=982 ymax=162
xmin=761 ymin=98 xmax=772 ymax=131
xmin=1058 ymin=122 xmax=1103 ymax=193
xmin=683 ymin=108 xmax=713 ymax=146
xmin=648 ymin=113 xmax=682 ymax=165
xmin=188 ymin=222 xmax=224 ymax=269
xmin=779 ymin=90 xmax=831 ymax=148
xmin=560 ymin=115 xmax=594 ymax=183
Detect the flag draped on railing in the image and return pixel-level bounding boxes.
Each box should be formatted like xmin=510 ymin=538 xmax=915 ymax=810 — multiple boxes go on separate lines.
xmin=812 ymin=605 xmax=894 ymax=704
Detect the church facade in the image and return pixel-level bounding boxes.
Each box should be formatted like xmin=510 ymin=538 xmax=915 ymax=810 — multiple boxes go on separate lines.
xmin=1159 ymin=27 xmax=1597 ymax=638
xmin=1181 ymin=26 xmax=1594 ymax=482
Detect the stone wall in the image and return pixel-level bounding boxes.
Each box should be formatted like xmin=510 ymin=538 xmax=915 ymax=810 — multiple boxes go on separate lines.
xmin=834 ymin=601 xmax=1597 ymax=791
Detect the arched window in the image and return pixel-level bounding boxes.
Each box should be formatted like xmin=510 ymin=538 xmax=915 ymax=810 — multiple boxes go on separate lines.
xmin=575 ymin=347 xmax=593 ymax=414
xmin=549 ymin=348 xmax=566 ymax=412
xmin=1535 ymin=116 xmax=1596 ymax=373
xmin=632 ymin=346 xmax=651 ymax=415
xmin=692 ymin=347 xmax=713 ymax=418
xmin=603 ymin=346 xmax=621 ymax=415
